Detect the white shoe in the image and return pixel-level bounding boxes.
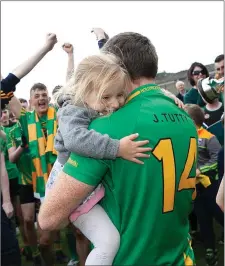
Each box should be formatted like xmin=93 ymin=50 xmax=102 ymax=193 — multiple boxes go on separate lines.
xmin=67 ymin=259 xmax=79 ymax=266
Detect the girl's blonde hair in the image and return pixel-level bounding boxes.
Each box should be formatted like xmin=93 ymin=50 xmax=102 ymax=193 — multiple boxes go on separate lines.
xmin=54 ymin=53 xmax=130 ymax=107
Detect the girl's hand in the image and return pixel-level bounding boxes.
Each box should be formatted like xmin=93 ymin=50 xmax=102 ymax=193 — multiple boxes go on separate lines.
xmin=174 ymin=97 xmax=185 ymax=109
xmin=161 ymin=89 xmax=184 ymax=109
xmin=118 ymin=133 xmax=152 ymax=164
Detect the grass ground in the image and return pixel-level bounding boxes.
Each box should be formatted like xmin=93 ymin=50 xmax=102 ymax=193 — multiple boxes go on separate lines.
xmin=19 ymin=223 xmax=224 ymax=266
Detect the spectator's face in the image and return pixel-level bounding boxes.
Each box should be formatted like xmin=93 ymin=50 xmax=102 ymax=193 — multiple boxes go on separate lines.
xmin=30 ymin=89 xmax=50 ymax=115
xmin=176 ymin=83 xmax=185 ymax=93
xmin=0 ymin=110 xmax=9 ymax=126
xmin=215 ymin=59 xmax=224 ymax=78
xmin=192 ymin=66 xmax=207 ymax=86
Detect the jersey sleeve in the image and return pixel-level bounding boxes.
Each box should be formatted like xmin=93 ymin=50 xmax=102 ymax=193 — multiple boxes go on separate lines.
xmin=63 ymin=152 xmax=109 ymax=186
xmin=1 ymin=73 xmax=20 ymax=109
xmin=1 ymin=73 xmax=20 ymax=93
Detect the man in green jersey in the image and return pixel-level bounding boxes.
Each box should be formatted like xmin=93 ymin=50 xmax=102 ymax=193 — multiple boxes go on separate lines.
xmin=18 ymin=83 xmax=68 ymax=266
xmin=0 ymin=111 xmax=25 ymax=216
xmin=1 ymin=133 xmax=21 ymax=266
xmin=7 ymin=122 xmax=42 ymax=265
xmin=39 ymin=32 xmax=198 ymax=265
xmin=0 ymin=112 xmax=30 ymax=262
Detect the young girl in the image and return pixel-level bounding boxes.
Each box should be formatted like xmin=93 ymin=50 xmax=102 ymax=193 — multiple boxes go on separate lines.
xmin=46 ymin=53 xmax=183 ymax=265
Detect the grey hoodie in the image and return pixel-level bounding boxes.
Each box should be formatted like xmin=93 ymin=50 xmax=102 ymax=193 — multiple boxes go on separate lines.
xmin=54 ymin=98 xmax=120 ymax=165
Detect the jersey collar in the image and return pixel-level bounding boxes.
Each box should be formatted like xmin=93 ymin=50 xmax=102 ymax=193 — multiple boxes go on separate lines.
xmin=126 ymin=83 xmax=161 ymax=104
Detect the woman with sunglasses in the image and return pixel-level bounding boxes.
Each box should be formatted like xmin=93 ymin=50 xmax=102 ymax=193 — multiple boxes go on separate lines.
xmin=184 ymin=62 xmax=209 ymax=107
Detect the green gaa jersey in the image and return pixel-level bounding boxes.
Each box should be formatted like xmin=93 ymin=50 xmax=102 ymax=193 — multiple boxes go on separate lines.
xmin=7 ymin=122 xmax=33 ymax=185
xmin=63 ymin=84 xmax=198 ymax=265
xmin=2 ymin=125 xmax=20 ymax=180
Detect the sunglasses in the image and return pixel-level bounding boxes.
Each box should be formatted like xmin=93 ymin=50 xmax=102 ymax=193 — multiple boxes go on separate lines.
xmin=192 ymin=70 xmax=205 ymax=76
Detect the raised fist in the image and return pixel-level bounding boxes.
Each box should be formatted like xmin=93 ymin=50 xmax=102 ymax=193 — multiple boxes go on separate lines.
xmin=45 ymin=33 xmax=58 ymax=51
xmin=62 ymin=43 xmax=74 ymax=54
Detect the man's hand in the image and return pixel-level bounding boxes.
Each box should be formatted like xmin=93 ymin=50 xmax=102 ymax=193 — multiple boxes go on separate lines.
xmin=161 ymin=89 xmax=184 ymax=109
xmin=45 ymin=33 xmax=58 ymax=51
xmin=2 ymin=201 xmax=14 ymax=219
xmin=174 ymin=97 xmax=185 ymax=109
xmin=118 ymin=133 xmax=152 ymax=164
xmin=62 ymin=43 xmax=74 ymax=54
xmin=8 ymin=96 xmax=22 ymax=119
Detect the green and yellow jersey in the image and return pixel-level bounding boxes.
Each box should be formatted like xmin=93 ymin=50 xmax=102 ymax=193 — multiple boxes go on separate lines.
xmin=1 ymin=125 xmax=20 ymax=180
xmin=19 ymin=106 xmax=57 ymax=198
xmin=7 ymin=122 xmax=33 ymax=185
xmin=63 ymin=84 xmax=198 ymax=265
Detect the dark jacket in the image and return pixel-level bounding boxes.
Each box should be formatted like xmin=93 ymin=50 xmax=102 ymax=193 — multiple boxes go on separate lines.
xmin=176 ymin=92 xmax=185 ymax=102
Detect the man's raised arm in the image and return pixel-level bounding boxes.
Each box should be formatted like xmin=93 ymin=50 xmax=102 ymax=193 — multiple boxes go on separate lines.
xmin=62 ymin=43 xmax=75 ymax=82
xmin=11 ymin=33 xmax=57 ymax=79
xmin=1 ymin=33 xmax=57 ymax=111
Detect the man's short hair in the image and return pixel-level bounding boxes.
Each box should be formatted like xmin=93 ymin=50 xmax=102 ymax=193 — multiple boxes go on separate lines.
xmin=184 ymin=104 xmax=205 ymax=127
xmin=102 ymin=32 xmax=158 ymax=80
xmin=19 ymin=98 xmax=27 ymax=103
xmin=215 ymin=54 xmax=224 ymax=63
xmin=30 ymin=83 xmax=47 ymax=96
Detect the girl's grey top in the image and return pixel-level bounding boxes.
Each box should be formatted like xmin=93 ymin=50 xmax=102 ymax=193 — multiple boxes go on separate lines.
xmin=54 ymin=98 xmax=120 ymax=165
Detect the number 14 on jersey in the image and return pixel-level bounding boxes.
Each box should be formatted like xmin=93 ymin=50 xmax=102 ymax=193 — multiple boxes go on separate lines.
xmin=152 ymin=138 xmax=197 ymax=213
